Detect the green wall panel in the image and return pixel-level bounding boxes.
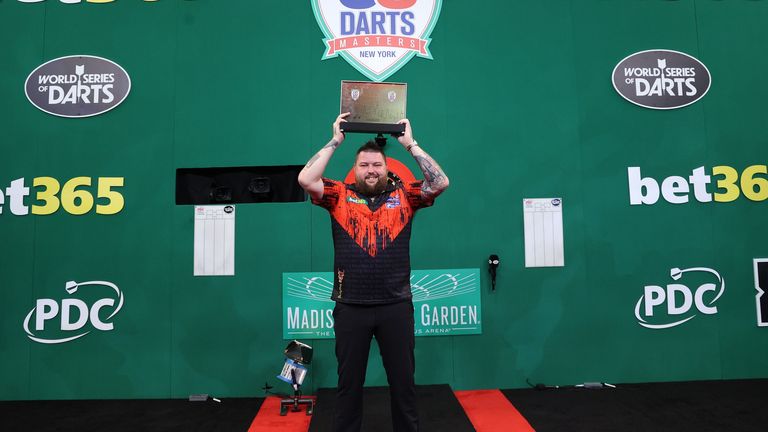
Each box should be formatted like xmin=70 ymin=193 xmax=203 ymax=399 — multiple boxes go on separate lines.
xmin=1 ymin=0 xmax=767 ymax=400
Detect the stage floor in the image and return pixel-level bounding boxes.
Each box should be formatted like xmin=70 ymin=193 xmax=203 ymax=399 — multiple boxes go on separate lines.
xmin=2 ymin=379 xmax=767 ymax=431
xmin=504 ymin=378 xmax=768 ymax=432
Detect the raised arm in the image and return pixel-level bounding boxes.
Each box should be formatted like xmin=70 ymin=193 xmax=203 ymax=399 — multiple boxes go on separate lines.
xmin=298 ymin=113 xmax=349 ymax=200
xmin=397 ymin=119 xmax=449 ymax=200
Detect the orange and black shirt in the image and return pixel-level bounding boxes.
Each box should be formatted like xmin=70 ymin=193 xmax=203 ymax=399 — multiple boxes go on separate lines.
xmin=312 ymin=176 xmax=434 ymax=304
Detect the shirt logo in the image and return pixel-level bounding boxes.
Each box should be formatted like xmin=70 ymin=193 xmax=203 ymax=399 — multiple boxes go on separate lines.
xmin=347 ymin=196 xmax=368 ymax=204
xmin=385 ymin=196 xmax=401 ymax=208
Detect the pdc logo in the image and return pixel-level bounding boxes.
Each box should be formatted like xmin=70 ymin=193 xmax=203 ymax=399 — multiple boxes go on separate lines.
xmin=23 ymin=280 xmax=124 ymax=344
xmin=312 ymin=0 xmax=442 ymax=81
xmin=25 ymin=55 xmax=131 ymax=118
xmin=634 ymin=267 xmax=724 ymax=329
xmin=612 ymin=49 xmax=711 ymax=110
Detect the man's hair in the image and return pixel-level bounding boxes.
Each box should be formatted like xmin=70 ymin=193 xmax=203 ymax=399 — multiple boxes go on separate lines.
xmin=355 ymin=140 xmax=386 ymax=158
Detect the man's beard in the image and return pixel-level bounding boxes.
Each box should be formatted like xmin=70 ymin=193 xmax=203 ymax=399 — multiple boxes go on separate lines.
xmin=356 ymin=174 xmax=388 ymax=196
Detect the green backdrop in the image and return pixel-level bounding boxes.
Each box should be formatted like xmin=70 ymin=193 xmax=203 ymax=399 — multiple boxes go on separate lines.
xmin=1 ymin=0 xmax=767 ymax=400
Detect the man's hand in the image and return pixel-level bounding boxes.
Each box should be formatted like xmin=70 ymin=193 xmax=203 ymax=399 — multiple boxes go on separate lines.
xmin=396 ymin=118 xmax=415 ymax=148
xmin=333 ymin=112 xmax=350 ymax=144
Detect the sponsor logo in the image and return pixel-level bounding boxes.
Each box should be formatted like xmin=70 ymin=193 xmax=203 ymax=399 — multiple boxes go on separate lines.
xmin=627 ymin=165 xmax=768 ymax=205
xmin=337 ymin=269 xmax=345 ymax=298
xmin=385 ymin=195 xmax=400 ymax=208
xmin=23 ymin=280 xmax=125 ymax=344
xmin=347 ymin=196 xmax=368 ymax=204
xmin=0 ymin=176 xmax=124 ymax=216
xmin=612 ymin=49 xmax=711 ymax=110
xmin=283 ymin=268 xmax=481 ymax=338
xmin=634 ymin=267 xmax=724 ymax=329
xmin=753 ymin=259 xmax=768 ymax=327
xmin=25 ymin=55 xmax=130 ymax=118
xmin=311 ymin=0 xmax=442 ymax=82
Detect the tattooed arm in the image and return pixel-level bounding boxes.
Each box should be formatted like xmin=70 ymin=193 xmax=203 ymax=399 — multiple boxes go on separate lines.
xmin=397 ymin=119 xmax=450 ymax=200
xmin=410 ymin=147 xmax=449 ymax=199
xmin=298 ymin=112 xmax=349 ymax=200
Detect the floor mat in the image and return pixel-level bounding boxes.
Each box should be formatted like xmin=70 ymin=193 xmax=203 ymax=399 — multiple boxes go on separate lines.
xmin=455 ymin=389 xmax=535 ymax=432
xmin=247 ymin=396 xmax=314 ymax=432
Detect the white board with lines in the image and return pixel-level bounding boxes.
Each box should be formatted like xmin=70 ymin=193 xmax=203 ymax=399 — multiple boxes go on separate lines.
xmin=523 ymin=198 xmax=564 ymax=268
xmin=194 ymin=205 xmax=235 ymax=276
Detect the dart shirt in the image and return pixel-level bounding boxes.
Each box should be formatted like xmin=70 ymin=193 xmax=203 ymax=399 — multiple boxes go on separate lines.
xmin=312 ymin=177 xmax=434 ymax=304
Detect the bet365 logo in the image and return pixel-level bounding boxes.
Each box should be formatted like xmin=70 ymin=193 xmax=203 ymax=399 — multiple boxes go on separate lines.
xmin=0 ymin=176 xmax=124 ymax=216
xmin=628 ymin=165 xmax=768 ymax=205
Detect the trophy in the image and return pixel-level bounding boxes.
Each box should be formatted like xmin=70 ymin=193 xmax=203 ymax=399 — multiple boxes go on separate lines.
xmin=339 ymin=80 xmax=407 ymax=135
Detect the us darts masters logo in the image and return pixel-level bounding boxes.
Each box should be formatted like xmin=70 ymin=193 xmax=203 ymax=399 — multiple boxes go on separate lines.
xmin=612 ymin=49 xmax=711 ymax=110
xmin=312 ymin=0 xmax=442 ymax=82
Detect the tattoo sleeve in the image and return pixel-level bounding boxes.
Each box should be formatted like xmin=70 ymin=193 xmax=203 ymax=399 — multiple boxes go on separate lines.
xmin=414 ymin=153 xmax=448 ymax=198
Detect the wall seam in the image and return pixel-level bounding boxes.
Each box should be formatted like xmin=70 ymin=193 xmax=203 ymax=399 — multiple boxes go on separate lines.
xmin=168 ymin=0 xmax=181 ymax=399
xmin=27 ymin=0 xmax=50 ymax=401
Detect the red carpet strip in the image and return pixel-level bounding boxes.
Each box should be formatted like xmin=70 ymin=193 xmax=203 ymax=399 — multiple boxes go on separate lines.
xmin=455 ymin=389 xmax=536 ymax=432
xmin=247 ymin=396 xmax=314 ymax=432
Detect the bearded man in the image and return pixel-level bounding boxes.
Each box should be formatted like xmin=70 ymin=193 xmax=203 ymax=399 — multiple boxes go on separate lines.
xmin=297 ymin=112 xmax=449 ymax=432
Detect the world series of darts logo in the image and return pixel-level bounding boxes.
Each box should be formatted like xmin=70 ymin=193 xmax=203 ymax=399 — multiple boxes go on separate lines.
xmin=312 ymin=0 xmax=442 ymax=82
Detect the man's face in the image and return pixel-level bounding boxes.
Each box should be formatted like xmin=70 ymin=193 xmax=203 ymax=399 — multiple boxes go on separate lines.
xmin=354 ymin=151 xmax=388 ymax=195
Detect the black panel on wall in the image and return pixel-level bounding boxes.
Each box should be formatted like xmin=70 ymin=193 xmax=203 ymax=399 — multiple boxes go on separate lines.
xmin=175 ymin=165 xmax=306 ymax=204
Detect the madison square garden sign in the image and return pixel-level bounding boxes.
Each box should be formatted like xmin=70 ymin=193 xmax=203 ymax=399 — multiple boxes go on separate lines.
xmin=283 ymin=268 xmax=482 ymax=339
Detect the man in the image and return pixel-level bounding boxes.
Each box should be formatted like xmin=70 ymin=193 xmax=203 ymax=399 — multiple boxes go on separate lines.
xmin=298 ymin=113 xmax=449 ymax=432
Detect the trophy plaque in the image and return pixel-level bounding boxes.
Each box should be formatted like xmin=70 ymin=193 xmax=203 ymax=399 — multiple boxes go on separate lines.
xmin=339 ymin=80 xmax=407 ymax=135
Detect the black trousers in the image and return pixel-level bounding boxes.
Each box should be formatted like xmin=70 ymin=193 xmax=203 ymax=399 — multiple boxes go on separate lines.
xmin=332 ymin=300 xmax=418 ymax=432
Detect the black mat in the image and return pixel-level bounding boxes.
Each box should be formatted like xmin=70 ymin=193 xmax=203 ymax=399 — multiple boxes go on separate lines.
xmin=309 ymin=384 xmax=475 ymax=432
xmin=0 ymin=397 xmax=263 ymax=432
xmin=503 ymin=379 xmax=768 ymax=432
